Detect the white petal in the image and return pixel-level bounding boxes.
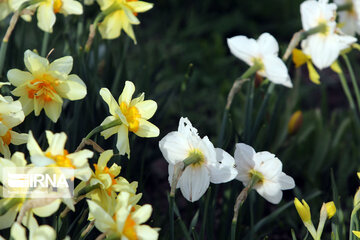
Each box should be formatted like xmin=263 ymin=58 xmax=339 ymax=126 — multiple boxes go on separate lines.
xmin=234 ymin=143 xmax=255 ymax=171
xmin=227 ymin=36 xmax=258 ymax=66
xmin=61 ymin=0 xmax=83 ymax=15
xmin=132 ymin=204 xmax=152 ymax=224
xmin=27 ymin=131 xmax=44 ymax=156
xmin=255 ymin=181 xmax=282 ymax=204
xmin=208 ymin=148 xmax=237 ymax=184
xmin=32 ymin=199 xmax=61 ymax=217
xmin=159 ymin=131 xmax=190 ymax=165
xmin=257 ymin=32 xmax=279 ymax=56
xmin=100 ymin=88 xmax=119 ymax=116
xmin=135 ymin=225 xmax=159 ymax=240
xmin=278 ymin=172 xmax=295 ymax=190
xmin=10 ymin=222 xmax=26 ymax=239
xmin=48 ymin=132 xmax=67 ymax=155
xmin=263 ymin=55 xmax=293 ymax=88
xmin=178 ymin=165 xmax=210 ymax=202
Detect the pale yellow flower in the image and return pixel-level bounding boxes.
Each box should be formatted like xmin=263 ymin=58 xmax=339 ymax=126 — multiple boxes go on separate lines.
xmin=27 ymin=130 xmax=93 ymax=181
xmin=97 ymin=0 xmax=153 ymax=42
xmin=100 ymin=81 xmax=159 ymax=157
xmin=0 ymin=93 xmax=27 ymax=158
xmin=87 ymin=191 xmax=159 ymax=240
xmin=10 ymin=222 xmax=56 ymax=240
xmin=8 ymin=50 xmax=87 ymax=122
xmin=0 ymin=152 xmax=62 ymax=231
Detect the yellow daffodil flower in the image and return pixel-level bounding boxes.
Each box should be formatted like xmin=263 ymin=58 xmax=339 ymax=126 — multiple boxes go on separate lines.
xmin=100 ymin=81 xmax=159 ymax=157
xmin=97 ymin=0 xmax=153 ymax=42
xmin=0 ymin=93 xmax=27 ymax=158
xmin=7 ymin=50 xmax=87 ymax=122
xmin=87 ymin=191 xmax=159 ymax=240
xmin=325 ymin=201 xmax=336 ymax=219
xmin=27 ymin=130 xmax=93 ymax=181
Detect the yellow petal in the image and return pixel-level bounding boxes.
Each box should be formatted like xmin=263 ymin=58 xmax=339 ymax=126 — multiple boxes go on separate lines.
xmin=98 ymin=11 xmax=122 ymax=39
xmin=37 ymin=3 xmax=56 ymax=33
xmin=307 ymin=61 xmax=320 ymax=85
xmin=135 ymin=100 xmax=157 ymax=120
xmin=119 ymin=81 xmax=135 ymax=105
xmin=292 ymin=48 xmax=308 ymax=68
xmin=330 ymin=61 xmax=342 ymax=74
xmin=354 ymin=231 xmax=360 ymax=238
xmin=127 ymin=1 xmax=153 ymax=12
xmin=135 ymin=119 xmax=159 ymax=138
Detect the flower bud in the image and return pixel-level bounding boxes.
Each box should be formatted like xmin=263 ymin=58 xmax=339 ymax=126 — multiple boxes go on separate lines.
xmin=294 ymin=198 xmax=311 ymax=223
xmin=288 ymin=111 xmax=303 ymax=135
xmin=325 ymin=201 xmax=336 ymax=219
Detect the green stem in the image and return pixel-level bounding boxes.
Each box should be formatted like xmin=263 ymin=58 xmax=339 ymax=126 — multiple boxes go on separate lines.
xmin=76 ymin=183 xmax=100 ymax=197
xmin=41 ymin=32 xmax=50 ymax=57
xmin=350 ymin=204 xmax=360 ymax=240
xmin=0 ymin=41 xmax=8 ymax=78
xmin=337 ymin=62 xmax=357 ymax=111
xmin=342 ymin=54 xmax=360 ymax=113
xmin=244 ymin=79 xmax=255 ymax=143
xmin=85 ymin=119 xmax=122 ymax=140
xmin=250 ymin=82 xmax=275 ymax=144
xmin=200 ymin=188 xmax=211 ymax=240
xmin=301 ymin=23 xmax=328 ymax=40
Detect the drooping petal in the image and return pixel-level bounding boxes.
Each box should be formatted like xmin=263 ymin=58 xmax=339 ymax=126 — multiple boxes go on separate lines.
xmin=98 ymin=11 xmax=122 ymax=39
xmin=100 ymin=88 xmax=120 ymax=116
xmin=43 ymin=100 xmax=63 ymax=123
xmin=178 ymin=165 xmax=210 ymax=202
xmin=61 ymin=0 xmax=83 ymax=15
xmin=116 ymin=124 xmax=130 ymax=157
xmin=37 ymin=3 xmax=56 ymax=33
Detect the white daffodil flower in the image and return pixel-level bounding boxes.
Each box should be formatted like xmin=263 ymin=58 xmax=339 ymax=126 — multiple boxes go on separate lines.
xmin=300 ymin=0 xmax=357 ymax=69
xmin=234 ymin=143 xmax=295 ymax=204
xmin=159 ymin=117 xmax=238 ymax=202
xmin=335 ymin=0 xmax=360 ymax=36
xmin=227 ymin=32 xmax=293 ymax=88
xmin=10 ymin=222 xmax=56 ymax=240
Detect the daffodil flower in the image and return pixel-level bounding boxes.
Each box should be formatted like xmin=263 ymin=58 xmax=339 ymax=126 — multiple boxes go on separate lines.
xmin=335 ymin=0 xmax=360 ymax=36
xmin=74 ymin=150 xmax=142 ymax=212
xmin=10 ymin=222 xmax=56 ymax=240
xmin=87 ymin=191 xmax=159 ymax=240
xmin=234 ymin=143 xmax=295 ymax=204
xmin=227 ymin=32 xmax=293 ymax=88
xmin=97 ymin=0 xmax=153 ymax=42
xmin=99 ymin=81 xmax=159 ymax=157
xmin=0 ymin=152 xmax=64 ymax=231
xmin=27 ymin=130 xmax=93 ymax=181
xmin=8 ymin=50 xmax=87 ymax=122
xmin=159 ymin=117 xmax=238 ymax=202
xmin=0 ymin=94 xmax=27 ymax=158
xmin=300 ymin=0 xmax=357 ymax=69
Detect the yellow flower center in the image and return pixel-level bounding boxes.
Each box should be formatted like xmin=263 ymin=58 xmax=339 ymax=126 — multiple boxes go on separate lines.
xmin=93 ymin=163 xmax=117 ymax=196
xmin=53 ymin=0 xmax=63 ymax=13
xmin=187 ymin=149 xmax=205 ymax=167
xmin=27 ymin=75 xmax=59 ymax=102
xmin=122 ymin=214 xmax=138 ymax=240
xmin=248 ymin=169 xmax=264 ymax=184
xmin=45 ymin=150 xmax=75 ymax=168
xmin=1 ymin=129 xmax=11 ymax=146
xmin=120 ymin=102 xmax=141 ymax=133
